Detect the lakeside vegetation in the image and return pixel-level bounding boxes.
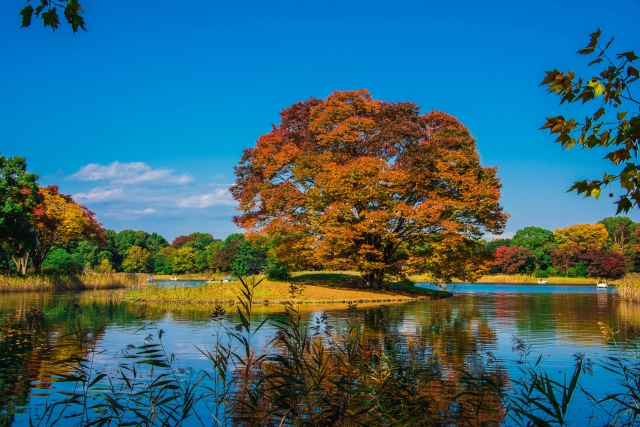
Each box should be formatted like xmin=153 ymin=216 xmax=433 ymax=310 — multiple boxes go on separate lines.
xmin=617 ymin=273 xmax=640 ymax=303
xmin=0 ymin=272 xmax=147 ymax=292
xmin=128 ymin=272 xmax=451 ymax=305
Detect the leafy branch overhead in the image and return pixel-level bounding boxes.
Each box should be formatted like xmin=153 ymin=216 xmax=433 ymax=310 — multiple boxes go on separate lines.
xmin=541 ymin=29 xmax=639 ymax=214
xmin=20 ymin=0 xmax=86 ymax=32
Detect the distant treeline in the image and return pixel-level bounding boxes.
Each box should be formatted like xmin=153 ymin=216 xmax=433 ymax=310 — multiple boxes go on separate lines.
xmin=0 ymin=229 xmax=290 ymax=279
xmin=485 ymin=217 xmax=639 ymax=279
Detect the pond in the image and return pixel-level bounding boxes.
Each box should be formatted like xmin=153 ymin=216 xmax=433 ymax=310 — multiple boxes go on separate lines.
xmin=0 ymin=283 xmax=638 ymax=426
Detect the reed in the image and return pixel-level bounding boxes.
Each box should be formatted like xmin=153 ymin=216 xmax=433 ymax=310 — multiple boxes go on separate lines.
xmin=616 ymin=273 xmax=640 ymax=303
xmin=0 ymin=273 xmax=148 ymax=292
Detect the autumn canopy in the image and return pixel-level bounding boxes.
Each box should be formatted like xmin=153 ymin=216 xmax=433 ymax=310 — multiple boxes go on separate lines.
xmin=232 ymin=90 xmax=508 ymax=287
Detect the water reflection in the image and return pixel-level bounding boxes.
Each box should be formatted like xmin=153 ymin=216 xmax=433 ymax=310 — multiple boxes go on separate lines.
xmin=0 ymin=284 xmax=637 ymax=426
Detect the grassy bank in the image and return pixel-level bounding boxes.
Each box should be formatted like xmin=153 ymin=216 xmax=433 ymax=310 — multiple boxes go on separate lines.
xmin=410 ymin=273 xmax=601 ymax=284
xmin=0 ymin=273 xmax=148 ymax=292
xmin=617 ymin=273 xmax=640 ymax=303
xmin=127 ymin=271 xmax=451 ymax=305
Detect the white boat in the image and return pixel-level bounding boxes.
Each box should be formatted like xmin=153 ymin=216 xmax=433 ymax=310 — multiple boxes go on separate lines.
xmin=597 ymin=281 xmax=608 ymax=288
xmin=538 ymin=280 xmax=548 ymax=284
xmin=170 ymin=277 xmax=179 ymax=281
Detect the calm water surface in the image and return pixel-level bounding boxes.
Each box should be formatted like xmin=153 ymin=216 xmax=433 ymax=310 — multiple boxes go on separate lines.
xmin=1 ymin=283 xmax=638 ymax=426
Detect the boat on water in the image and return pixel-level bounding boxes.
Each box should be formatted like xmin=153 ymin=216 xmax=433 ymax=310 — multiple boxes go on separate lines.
xmin=538 ymin=279 xmax=548 ymax=284
xmin=597 ymin=281 xmax=608 ymax=288
xmin=170 ymin=277 xmax=179 ymax=281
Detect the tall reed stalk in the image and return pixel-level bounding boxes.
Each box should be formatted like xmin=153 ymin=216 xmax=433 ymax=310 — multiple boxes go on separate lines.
xmin=616 ymin=273 xmax=640 ymax=303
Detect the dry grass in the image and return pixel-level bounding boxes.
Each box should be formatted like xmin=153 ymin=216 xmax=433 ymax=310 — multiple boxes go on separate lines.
xmin=127 ymin=272 xmax=448 ymax=305
xmin=617 ymin=273 xmax=640 ymax=303
xmin=409 ymin=273 xmax=597 ymax=284
xmin=0 ymin=273 xmax=148 ymax=292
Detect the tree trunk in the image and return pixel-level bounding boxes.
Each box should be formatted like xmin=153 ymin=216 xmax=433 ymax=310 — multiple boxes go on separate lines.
xmin=11 ymin=253 xmax=29 ymax=275
xmin=362 ymin=269 xmax=384 ymax=288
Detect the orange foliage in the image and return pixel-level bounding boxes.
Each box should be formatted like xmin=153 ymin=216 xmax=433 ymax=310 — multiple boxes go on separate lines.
xmin=232 ymin=90 xmax=507 ymax=286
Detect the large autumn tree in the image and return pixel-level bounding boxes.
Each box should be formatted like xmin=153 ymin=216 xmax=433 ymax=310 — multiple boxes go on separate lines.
xmin=232 ymin=90 xmax=508 ymax=287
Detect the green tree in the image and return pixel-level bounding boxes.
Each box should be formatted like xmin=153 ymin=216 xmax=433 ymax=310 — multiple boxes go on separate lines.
xmin=41 ymin=247 xmax=82 ymax=274
xmin=153 ymin=247 xmax=176 ymax=274
xmin=230 ymin=240 xmax=267 ymax=278
xmin=145 ymin=232 xmax=169 ymax=254
xmin=67 ymin=237 xmax=101 ymax=269
xmin=510 ymin=226 xmax=556 ymax=270
xmin=19 ymin=0 xmax=86 ymax=33
xmin=0 ymin=156 xmax=40 ymax=274
xmin=541 ymin=30 xmax=639 ymax=214
xmin=184 ymin=232 xmax=216 ymax=272
xmin=599 ymin=216 xmax=638 ymax=253
xmin=115 ymin=230 xmax=150 ymax=257
xmin=484 ymin=238 xmax=511 ymax=254
xmin=212 ymin=234 xmax=244 ymax=272
xmin=205 ymin=241 xmax=225 ymax=271
xmin=121 ymin=246 xmax=150 ymax=273
xmin=172 ymin=247 xmax=197 ymax=273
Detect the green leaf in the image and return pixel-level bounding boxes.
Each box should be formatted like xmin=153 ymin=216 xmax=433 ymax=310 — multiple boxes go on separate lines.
xmin=540 ymin=70 xmax=562 ymax=86
xmin=577 ymin=29 xmax=601 ymax=55
xmin=587 ymin=58 xmax=603 ymax=67
xmin=593 ymin=107 xmax=605 ymax=121
xmin=616 ymin=197 xmax=633 ymax=214
xmin=628 ymin=66 xmax=639 ymax=78
xmin=617 ymin=111 xmax=628 ymax=120
xmin=41 ymin=7 xmax=59 ymax=30
xmin=590 ymin=187 xmax=601 ymax=200
xmin=617 ymin=51 xmax=639 ymax=62
xmin=20 ymin=5 xmax=34 ymax=28
xmin=64 ymin=0 xmax=86 ymax=32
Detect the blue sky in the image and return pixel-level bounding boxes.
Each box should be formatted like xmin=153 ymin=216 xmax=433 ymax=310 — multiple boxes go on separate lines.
xmin=2 ymin=0 xmax=639 ymax=241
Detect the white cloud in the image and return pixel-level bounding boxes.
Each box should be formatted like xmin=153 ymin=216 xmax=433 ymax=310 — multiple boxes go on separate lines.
xmin=103 ymin=208 xmax=157 ymax=219
xmin=74 ymin=187 xmax=124 ymax=202
xmin=69 ymin=161 xmax=192 ymax=185
xmin=131 ymin=208 xmax=157 ymax=215
xmin=483 ymin=231 xmax=515 ymax=241
xmin=178 ymin=189 xmax=236 ymax=208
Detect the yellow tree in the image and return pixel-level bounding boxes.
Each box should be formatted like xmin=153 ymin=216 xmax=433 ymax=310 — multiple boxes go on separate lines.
xmin=554 ymin=223 xmax=609 ymax=251
xmin=172 ymin=246 xmax=197 ymax=273
xmin=122 ymin=246 xmax=150 ymax=273
xmin=31 ymin=186 xmax=105 ymax=273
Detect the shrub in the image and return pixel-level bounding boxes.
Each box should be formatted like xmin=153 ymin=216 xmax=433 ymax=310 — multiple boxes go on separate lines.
xmin=266 ymin=263 xmax=290 ymax=281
